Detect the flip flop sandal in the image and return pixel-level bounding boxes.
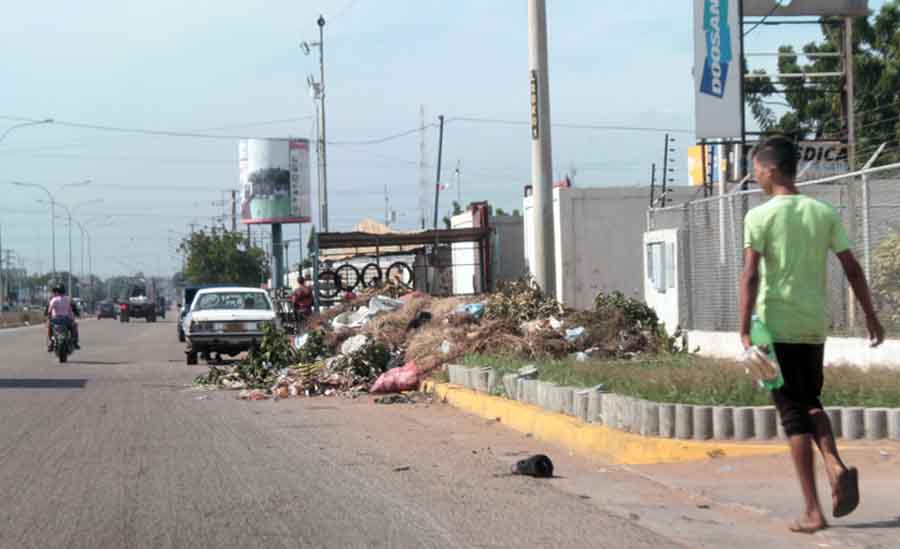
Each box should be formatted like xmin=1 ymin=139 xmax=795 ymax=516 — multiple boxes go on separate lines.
xmin=789 ymin=520 xmax=827 ymax=534
xmin=833 ymin=467 xmax=860 ymax=518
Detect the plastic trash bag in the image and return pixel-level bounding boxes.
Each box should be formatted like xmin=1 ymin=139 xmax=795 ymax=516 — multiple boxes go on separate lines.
xmin=370 ymin=362 xmax=421 ymax=394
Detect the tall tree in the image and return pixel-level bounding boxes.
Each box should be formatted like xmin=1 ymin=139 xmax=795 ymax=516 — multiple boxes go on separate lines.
xmin=178 ymin=228 xmax=268 ymax=286
xmin=746 ymin=4 xmax=900 ymax=165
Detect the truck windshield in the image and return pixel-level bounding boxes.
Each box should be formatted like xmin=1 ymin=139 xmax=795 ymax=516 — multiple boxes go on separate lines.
xmin=194 ymin=292 xmax=271 ymax=311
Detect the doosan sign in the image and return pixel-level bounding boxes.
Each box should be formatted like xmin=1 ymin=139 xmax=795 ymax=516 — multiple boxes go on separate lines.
xmin=693 ymin=0 xmax=742 ymax=139
xmin=700 ymin=0 xmax=732 ymax=99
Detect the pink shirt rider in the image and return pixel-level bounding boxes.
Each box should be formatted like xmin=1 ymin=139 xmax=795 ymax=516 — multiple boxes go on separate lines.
xmin=48 ymin=295 xmax=75 ymax=320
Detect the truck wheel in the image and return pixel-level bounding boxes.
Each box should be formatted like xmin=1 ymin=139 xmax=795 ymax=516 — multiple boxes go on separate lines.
xmin=148 ymin=315 xmax=156 ymax=323
xmin=186 ymin=351 xmax=198 ymax=366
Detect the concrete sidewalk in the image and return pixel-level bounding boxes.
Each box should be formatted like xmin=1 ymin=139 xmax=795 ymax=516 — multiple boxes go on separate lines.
xmin=633 ymin=441 xmax=900 ymax=548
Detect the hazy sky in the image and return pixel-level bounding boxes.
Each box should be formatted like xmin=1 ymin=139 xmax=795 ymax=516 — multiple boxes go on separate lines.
xmin=0 ymin=0 xmax=887 ymax=277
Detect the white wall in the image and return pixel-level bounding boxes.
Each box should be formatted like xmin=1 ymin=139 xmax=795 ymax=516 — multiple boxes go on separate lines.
xmin=688 ymin=330 xmax=900 ymax=370
xmin=450 ymin=212 xmax=479 ymax=295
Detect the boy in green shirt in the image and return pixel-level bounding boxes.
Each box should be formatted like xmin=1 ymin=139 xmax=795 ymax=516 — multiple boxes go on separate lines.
xmin=739 ymin=136 xmax=884 ymax=534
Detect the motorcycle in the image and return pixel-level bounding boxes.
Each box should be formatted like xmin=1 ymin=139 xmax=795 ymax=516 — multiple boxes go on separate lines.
xmin=50 ymin=318 xmax=75 ymax=363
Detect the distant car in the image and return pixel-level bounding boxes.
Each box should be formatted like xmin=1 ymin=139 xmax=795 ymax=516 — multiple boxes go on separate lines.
xmin=184 ymin=287 xmax=277 ymax=365
xmin=96 ymin=301 xmax=117 ymax=319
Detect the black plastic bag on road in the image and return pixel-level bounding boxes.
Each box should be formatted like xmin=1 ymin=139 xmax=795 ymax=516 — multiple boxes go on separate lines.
xmin=512 ymin=454 xmax=554 ymax=478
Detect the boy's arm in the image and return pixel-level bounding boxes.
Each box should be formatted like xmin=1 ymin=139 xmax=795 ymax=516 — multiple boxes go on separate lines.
xmin=836 ymin=250 xmax=885 ymax=347
xmin=738 ymin=248 xmax=762 ymax=350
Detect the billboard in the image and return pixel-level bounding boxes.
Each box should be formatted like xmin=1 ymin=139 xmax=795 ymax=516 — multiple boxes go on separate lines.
xmin=744 ymin=141 xmax=850 ymax=180
xmin=693 ymin=0 xmax=743 ymax=139
xmin=240 ymin=138 xmax=311 ymax=225
xmin=744 ymin=0 xmax=868 ymax=16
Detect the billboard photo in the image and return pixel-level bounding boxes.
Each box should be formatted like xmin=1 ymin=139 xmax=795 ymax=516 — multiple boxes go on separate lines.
xmin=240 ymin=138 xmax=311 ymax=225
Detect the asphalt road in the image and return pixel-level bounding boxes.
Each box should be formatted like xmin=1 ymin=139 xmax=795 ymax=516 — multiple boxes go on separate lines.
xmin=0 ymin=317 xmax=827 ymax=549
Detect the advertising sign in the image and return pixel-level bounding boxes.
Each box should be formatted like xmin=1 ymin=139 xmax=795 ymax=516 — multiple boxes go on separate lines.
xmin=239 ymin=138 xmax=311 ymax=225
xmin=744 ymin=0 xmax=868 ymax=17
xmin=693 ymin=0 xmax=743 ymax=139
xmin=744 ymin=141 xmax=849 ymax=181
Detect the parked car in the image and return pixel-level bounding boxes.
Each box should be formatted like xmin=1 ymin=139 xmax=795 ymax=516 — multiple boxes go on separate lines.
xmin=184 ymin=287 xmax=277 ymax=365
xmin=177 ymin=284 xmax=231 ymax=342
xmin=96 ymin=301 xmax=117 ymax=319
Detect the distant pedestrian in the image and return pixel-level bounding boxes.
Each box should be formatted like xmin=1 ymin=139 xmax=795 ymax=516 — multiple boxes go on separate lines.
xmin=291 ymin=275 xmax=313 ymax=325
xmin=739 ymin=136 xmax=885 ymax=533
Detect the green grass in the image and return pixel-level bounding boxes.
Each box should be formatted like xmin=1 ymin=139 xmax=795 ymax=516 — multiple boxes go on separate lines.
xmin=460 ymin=353 xmax=900 ymax=408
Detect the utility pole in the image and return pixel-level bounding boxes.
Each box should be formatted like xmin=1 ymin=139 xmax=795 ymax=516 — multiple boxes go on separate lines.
xmin=844 ymin=16 xmax=858 ymax=329
xmin=230 ymin=189 xmax=238 ymax=232
xmin=528 ymin=0 xmax=556 ymax=296
xmin=318 ymin=15 xmax=328 ymax=233
xmin=649 ymin=163 xmax=657 ymax=207
xmin=455 ymin=160 xmax=461 ymax=206
xmin=418 ymin=105 xmax=428 ymax=229
xmin=432 ymin=115 xmax=445 ymax=229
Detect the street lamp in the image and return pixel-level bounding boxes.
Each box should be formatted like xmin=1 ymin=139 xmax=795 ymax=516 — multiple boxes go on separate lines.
xmin=0 ymin=118 xmax=54 ymax=144
xmin=39 ymin=197 xmax=102 ymax=298
xmin=10 ymin=181 xmax=57 ymax=275
xmin=302 ymin=15 xmax=329 ymax=232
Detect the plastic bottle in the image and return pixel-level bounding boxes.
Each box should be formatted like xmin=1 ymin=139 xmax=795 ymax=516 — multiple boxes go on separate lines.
xmin=748 ymin=315 xmax=784 ymax=391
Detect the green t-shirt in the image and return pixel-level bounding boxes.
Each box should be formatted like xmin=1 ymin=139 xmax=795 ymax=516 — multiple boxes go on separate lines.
xmin=743 ymin=194 xmax=851 ymax=344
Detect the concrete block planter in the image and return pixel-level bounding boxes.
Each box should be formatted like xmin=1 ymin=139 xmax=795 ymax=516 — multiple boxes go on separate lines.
xmin=502 ymin=374 xmax=518 ymax=399
xmin=865 ymin=408 xmax=888 ymax=440
xmin=712 ymin=406 xmax=734 ymax=440
xmin=842 ymin=407 xmax=865 ymax=440
xmin=733 ymin=407 xmax=754 ymax=440
xmin=558 ymin=387 xmax=576 ymax=416
xmin=888 ymin=409 xmax=900 ymax=441
xmin=658 ymin=404 xmax=676 ymax=438
xmin=693 ymin=406 xmax=713 ymax=441
xmin=457 ymin=365 xmax=900 ymax=440
xmin=574 ymin=390 xmax=591 ymax=422
xmin=826 ymin=408 xmax=843 ymax=438
xmin=536 ymin=381 xmax=558 ymax=411
xmin=675 ymin=404 xmax=693 ymax=440
xmin=640 ymin=401 xmax=660 ymax=437
xmin=587 ymin=391 xmax=603 ymax=423
xmin=754 ymin=407 xmax=777 ymax=440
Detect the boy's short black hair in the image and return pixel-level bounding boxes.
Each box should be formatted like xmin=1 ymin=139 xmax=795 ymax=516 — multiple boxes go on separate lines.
xmin=754 ymin=135 xmax=798 ymax=178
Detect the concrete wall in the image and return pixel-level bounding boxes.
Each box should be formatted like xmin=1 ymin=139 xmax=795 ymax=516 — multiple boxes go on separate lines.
xmin=548 ymin=186 xmax=695 ymax=311
xmin=689 ymin=330 xmax=900 ymax=370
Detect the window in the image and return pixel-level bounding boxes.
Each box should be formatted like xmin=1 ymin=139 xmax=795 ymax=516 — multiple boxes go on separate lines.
xmin=647 ymin=240 xmax=678 ymax=293
xmin=194 ymin=292 xmax=272 ymax=311
xmin=646 ymin=242 xmax=666 ymax=293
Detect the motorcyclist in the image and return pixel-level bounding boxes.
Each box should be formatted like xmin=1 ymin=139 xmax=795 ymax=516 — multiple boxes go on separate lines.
xmin=47 ymin=285 xmax=80 ymax=351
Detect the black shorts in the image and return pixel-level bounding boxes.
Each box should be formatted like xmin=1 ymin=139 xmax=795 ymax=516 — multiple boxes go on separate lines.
xmin=771 ymin=343 xmax=825 ymax=436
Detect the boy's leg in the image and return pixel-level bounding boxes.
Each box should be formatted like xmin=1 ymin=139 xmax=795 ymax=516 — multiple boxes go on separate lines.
xmin=773 ymin=343 xmax=829 ymax=532
xmin=810 ymin=409 xmax=848 ymax=486
xmin=788 ymin=433 xmax=827 ymax=532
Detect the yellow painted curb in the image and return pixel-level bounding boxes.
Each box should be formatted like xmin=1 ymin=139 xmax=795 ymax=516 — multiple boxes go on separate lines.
xmin=422 ymin=381 xmax=787 ymax=465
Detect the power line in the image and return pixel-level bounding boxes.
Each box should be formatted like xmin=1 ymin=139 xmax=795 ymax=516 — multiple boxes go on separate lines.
xmin=327 ymin=124 xmax=438 ymax=146
xmin=744 ymin=1 xmax=784 ymax=37
xmin=0 ymin=115 xmax=312 ymax=141
xmin=446 ymin=116 xmax=694 ymax=135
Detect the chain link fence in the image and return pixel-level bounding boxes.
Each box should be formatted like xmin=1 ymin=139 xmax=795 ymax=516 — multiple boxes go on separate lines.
xmin=648 ymin=163 xmax=900 ymax=339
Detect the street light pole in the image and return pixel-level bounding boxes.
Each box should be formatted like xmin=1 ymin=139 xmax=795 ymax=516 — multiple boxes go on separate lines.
xmin=302 ymin=17 xmax=328 ymax=232
xmin=317 ymin=15 xmax=328 ymax=233
xmin=10 ymin=181 xmax=56 ymax=276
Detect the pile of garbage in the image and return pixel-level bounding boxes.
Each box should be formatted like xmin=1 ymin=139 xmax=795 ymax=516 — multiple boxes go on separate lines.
xmin=193 ymin=279 xmax=677 ymax=399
